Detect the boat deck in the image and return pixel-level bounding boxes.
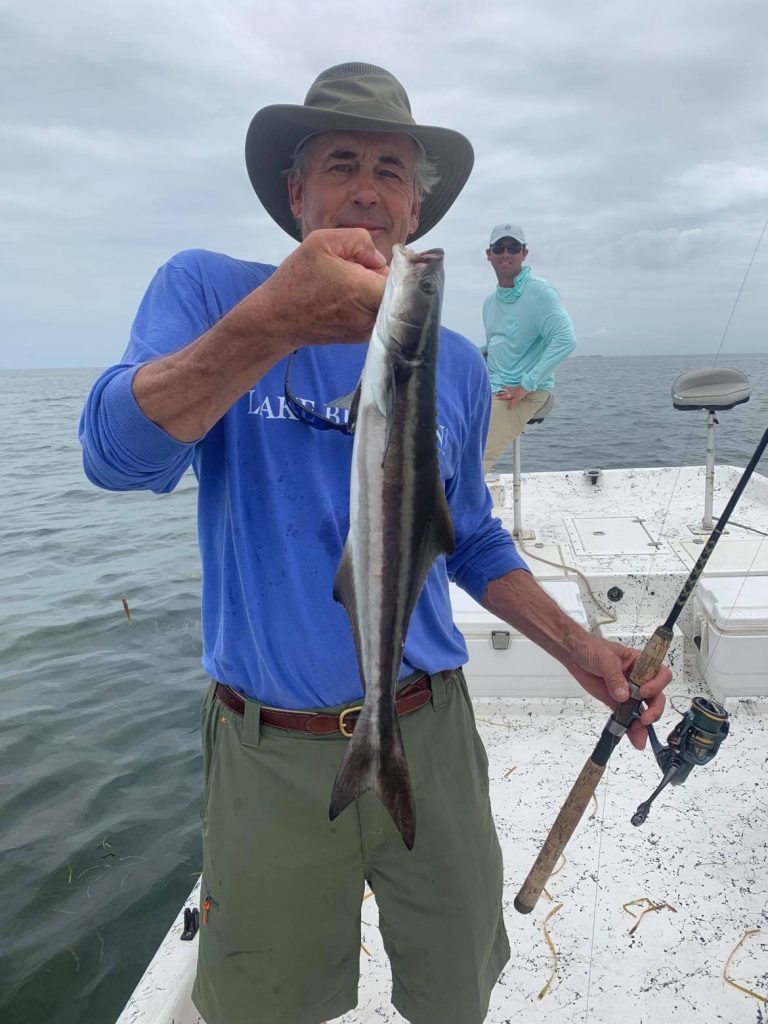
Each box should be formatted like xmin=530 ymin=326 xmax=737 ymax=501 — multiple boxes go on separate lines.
xmin=117 ymin=465 xmax=768 ymax=1024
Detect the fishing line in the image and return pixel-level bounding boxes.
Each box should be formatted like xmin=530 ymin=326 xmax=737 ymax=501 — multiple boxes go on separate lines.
xmin=651 ymin=212 xmax=768 ymax=687
xmin=729 ymin=519 xmax=767 ymax=537
xmin=627 ymin=214 xmax=768 ymax=649
xmin=583 ymin=776 xmax=609 ymax=1024
xmin=715 ymin=216 xmax=768 ymax=359
xmin=584 ymin=215 xmax=767 ymax=1023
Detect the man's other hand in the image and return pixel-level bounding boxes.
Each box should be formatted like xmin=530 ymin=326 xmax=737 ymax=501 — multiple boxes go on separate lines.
xmin=497 ymin=385 xmax=529 ymax=408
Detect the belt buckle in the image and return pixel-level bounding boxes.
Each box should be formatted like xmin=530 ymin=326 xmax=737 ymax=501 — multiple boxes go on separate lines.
xmin=338 ymin=704 xmax=363 ymax=738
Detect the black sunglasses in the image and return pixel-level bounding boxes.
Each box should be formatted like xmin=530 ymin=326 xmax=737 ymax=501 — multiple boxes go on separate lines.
xmin=283 ymin=351 xmax=357 ymax=435
xmin=490 ymin=242 xmax=524 ymax=255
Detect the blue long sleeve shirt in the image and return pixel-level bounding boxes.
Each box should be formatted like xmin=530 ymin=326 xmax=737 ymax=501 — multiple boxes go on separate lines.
xmin=79 ymin=248 xmax=528 ymax=708
xmin=481 ymin=267 xmax=577 ymax=393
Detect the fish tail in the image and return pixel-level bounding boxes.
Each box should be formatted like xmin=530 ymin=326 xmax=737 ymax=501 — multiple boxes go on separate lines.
xmin=329 ymin=710 xmax=416 ymax=850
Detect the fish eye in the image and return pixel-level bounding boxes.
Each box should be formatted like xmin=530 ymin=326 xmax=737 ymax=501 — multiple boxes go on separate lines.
xmin=419 ymin=279 xmax=437 ymax=294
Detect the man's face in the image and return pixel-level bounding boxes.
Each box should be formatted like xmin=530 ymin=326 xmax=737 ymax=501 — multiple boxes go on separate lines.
xmin=486 ymin=237 xmax=528 ymax=286
xmin=287 ymin=131 xmax=422 ymax=263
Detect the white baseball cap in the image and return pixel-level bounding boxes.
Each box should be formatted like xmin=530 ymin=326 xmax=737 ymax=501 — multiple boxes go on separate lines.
xmin=489 ymin=223 xmax=526 ymax=246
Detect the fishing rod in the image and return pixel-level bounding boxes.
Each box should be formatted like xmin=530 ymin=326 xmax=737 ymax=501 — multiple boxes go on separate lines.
xmin=514 ymin=422 xmax=768 ymax=916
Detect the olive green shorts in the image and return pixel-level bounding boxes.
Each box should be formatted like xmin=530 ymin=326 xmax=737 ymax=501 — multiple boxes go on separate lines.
xmin=191 ymin=669 xmax=509 ymax=1024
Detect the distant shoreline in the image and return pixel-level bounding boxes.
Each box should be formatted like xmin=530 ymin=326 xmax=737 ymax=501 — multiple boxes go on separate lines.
xmin=3 ymin=352 xmax=768 ymax=373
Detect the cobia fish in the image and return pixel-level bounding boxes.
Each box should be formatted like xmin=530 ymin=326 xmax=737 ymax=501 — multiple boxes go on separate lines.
xmin=329 ymin=243 xmax=455 ymax=849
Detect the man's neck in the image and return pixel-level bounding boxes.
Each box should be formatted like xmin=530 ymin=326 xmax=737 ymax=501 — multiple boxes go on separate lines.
xmin=496 ymin=267 xmax=524 ymax=289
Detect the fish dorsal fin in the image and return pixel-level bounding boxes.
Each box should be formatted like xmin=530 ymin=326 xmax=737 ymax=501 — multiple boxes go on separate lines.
xmin=417 ymin=481 xmax=455 ymax=590
xmin=430 ymin=478 xmax=455 ymax=560
xmin=400 ymin=480 xmax=456 ymax=630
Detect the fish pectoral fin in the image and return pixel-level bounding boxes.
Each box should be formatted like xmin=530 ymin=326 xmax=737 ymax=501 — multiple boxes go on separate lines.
xmin=402 ymin=485 xmax=456 ymax=628
xmin=377 ymin=366 xmax=398 ymax=467
xmin=329 ymin=712 xmax=416 ymax=850
xmin=372 ymin=366 xmax=396 ymax=422
xmin=327 ymin=382 xmax=362 ymax=433
xmin=327 ymin=383 xmax=358 ymax=411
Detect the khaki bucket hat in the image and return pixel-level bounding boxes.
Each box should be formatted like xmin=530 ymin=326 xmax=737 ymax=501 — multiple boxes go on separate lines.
xmin=245 ymin=61 xmax=474 ymax=243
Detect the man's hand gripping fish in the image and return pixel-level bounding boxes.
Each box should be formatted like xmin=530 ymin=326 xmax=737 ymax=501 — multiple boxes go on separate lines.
xmin=330 ymin=244 xmax=455 ymax=849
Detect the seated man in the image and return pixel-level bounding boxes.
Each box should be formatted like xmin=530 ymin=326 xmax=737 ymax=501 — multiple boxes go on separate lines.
xmin=481 ymin=223 xmax=577 ymax=475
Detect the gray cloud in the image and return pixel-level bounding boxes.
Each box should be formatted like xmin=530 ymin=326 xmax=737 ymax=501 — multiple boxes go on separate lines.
xmin=1 ymin=0 xmax=767 ymax=367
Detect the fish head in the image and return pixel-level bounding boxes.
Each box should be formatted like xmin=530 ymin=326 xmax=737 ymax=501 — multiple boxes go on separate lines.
xmin=382 ymin=245 xmax=445 ymax=361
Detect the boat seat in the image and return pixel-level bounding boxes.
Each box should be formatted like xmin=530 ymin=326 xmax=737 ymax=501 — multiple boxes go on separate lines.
xmin=527 ymin=393 xmax=554 ymax=425
xmin=672 ymin=368 xmax=751 ymax=411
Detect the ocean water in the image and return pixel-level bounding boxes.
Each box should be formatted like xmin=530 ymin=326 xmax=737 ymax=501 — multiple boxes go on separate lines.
xmin=1 ymin=354 xmax=766 ymax=1024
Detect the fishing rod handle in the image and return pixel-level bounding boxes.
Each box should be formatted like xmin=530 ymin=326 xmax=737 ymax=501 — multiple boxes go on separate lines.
xmin=514 ymin=626 xmax=674 ymax=915
xmin=611 ymin=625 xmax=675 ymax=731
xmin=514 ymin=757 xmax=605 ymax=914
xmin=629 ymin=625 xmax=674 ymax=686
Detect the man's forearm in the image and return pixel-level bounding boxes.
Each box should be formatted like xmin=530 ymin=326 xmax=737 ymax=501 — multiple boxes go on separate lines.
xmin=132 ymin=289 xmax=290 ymax=443
xmin=482 ymin=569 xmax=588 ymax=666
xmin=131 ymin=229 xmax=388 ymax=443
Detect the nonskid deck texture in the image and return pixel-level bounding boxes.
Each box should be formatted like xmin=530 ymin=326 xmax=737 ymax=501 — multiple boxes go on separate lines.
xmin=117 ymin=465 xmax=768 ymax=1024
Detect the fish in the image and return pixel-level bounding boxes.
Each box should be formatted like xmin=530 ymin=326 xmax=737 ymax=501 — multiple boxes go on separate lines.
xmin=329 ymin=243 xmax=455 ymax=849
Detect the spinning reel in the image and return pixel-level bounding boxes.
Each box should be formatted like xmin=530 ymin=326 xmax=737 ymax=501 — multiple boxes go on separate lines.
xmin=631 ymin=696 xmax=730 ymax=827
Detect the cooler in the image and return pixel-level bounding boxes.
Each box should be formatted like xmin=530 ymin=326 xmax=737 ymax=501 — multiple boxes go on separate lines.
xmin=694 ymin=576 xmax=768 ymax=698
xmin=449 ymin=581 xmax=588 ymax=698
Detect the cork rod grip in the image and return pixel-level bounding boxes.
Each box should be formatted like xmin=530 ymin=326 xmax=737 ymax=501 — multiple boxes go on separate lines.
xmin=514 ymin=757 xmax=606 ymax=914
xmin=515 ymin=625 xmax=674 ymax=915
xmin=629 ymin=626 xmax=673 ymax=687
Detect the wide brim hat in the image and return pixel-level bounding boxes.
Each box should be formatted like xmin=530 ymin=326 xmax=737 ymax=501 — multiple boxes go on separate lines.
xmin=245 ymin=62 xmax=474 ymax=244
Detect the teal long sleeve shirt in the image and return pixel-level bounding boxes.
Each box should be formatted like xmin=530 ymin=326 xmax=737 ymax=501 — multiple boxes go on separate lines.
xmin=480 ymin=267 xmax=577 ymax=393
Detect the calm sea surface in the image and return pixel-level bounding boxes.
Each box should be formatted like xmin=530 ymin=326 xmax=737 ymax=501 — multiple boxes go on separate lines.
xmin=1 ymin=354 xmax=767 ymax=1024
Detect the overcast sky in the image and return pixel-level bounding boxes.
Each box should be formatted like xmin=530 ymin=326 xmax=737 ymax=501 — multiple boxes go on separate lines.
xmin=2 ymin=0 xmax=767 ymax=368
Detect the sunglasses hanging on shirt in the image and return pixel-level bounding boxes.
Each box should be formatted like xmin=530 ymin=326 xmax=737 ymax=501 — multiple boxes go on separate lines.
xmin=283 ymin=351 xmax=358 ymax=435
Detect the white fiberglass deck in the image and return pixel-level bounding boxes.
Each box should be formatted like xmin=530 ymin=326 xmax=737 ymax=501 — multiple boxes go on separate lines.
xmin=117 ymin=465 xmax=768 ymax=1024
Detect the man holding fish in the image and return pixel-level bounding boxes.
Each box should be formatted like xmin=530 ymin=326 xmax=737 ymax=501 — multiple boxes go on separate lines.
xmin=79 ymin=63 xmax=671 ymax=1024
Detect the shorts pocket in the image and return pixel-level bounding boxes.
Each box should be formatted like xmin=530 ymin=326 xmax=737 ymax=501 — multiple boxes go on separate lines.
xmin=200 ymin=687 xmax=228 ymax=820
xmin=452 ymin=669 xmax=491 ymax=781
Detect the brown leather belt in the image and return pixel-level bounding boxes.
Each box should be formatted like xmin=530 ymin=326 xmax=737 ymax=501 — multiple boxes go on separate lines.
xmin=214 ymin=670 xmax=453 ymax=737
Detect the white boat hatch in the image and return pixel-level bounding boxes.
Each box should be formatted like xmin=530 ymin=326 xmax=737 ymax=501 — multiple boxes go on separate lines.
xmin=672 ymin=537 xmax=768 ymax=575
xmin=567 ymin=516 xmax=661 ymax=555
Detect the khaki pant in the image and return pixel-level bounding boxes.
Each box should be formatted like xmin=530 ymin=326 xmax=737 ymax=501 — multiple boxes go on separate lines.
xmin=483 ymin=389 xmax=550 ymax=474
xmin=192 ymin=670 xmax=509 ymax=1024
